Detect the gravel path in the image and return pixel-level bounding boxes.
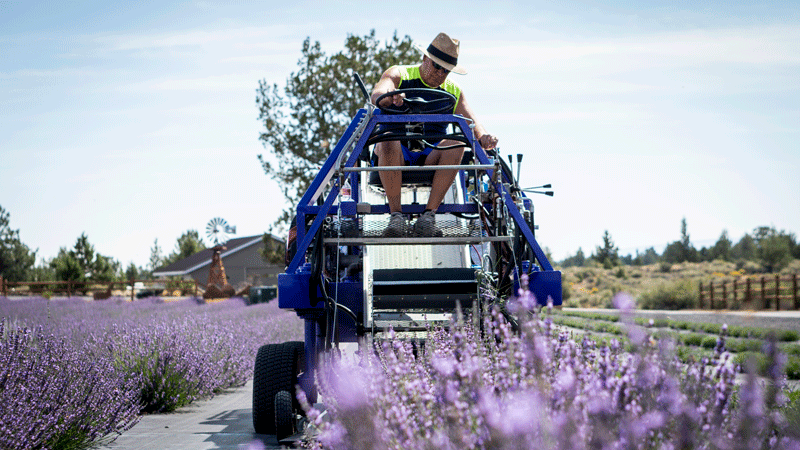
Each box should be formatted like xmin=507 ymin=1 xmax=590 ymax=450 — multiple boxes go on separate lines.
xmin=568 ymin=308 xmax=800 ymax=332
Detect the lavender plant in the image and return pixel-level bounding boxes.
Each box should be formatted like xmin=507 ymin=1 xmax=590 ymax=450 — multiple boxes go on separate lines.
xmin=306 ymin=287 xmax=800 ymax=450
xmin=1 ymin=296 xmax=303 ymax=447
xmin=0 ymin=319 xmax=140 ymax=450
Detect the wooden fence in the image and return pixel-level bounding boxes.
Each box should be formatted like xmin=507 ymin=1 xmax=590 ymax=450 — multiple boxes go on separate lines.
xmin=0 ymin=276 xmax=199 ymax=301
xmin=698 ymin=273 xmax=799 ymax=311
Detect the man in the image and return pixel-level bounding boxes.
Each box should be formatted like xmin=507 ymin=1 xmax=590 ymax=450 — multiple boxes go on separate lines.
xmin=370 ymin=32 xmax=498 ymax=237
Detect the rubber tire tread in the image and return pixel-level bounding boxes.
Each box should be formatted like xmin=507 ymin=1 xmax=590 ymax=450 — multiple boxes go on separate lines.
xmin=274 ymin=390 xmax=295 ymax=441
xmin=284 ymin=341 xmax=305 ymax=410
xmin=252 ymin=343 xmax=296 ymax=434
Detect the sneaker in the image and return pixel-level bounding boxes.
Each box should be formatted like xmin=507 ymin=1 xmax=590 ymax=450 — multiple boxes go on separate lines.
xmin=383 ymin=212 xmax=409 ymax=237
xmin=413 ymin=211 xmax=444 ymax=237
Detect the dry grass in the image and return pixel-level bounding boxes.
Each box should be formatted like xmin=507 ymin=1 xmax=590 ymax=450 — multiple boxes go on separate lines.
xmin=559 ymin=259 xmax=800 ymax=308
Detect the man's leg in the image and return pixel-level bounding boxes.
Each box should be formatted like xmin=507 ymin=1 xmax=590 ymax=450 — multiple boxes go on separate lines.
xmin=423 ymin=142 xmax=465 ymax=211
xmin=375 ymin=140 xmax=403 ymax=212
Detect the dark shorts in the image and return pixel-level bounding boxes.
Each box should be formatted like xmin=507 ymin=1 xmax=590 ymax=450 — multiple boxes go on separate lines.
xmin=401 ymin=143 xmax=434 ymax=166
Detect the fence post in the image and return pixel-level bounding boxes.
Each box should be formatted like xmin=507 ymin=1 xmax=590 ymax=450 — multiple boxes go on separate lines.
xmin=698 ymin=281 xmax=704 ymax=309
xmin=794 ymin=274 xmax=799 ymax=310
xmin=732 ymin=279 xmax=738 ymax=308
xmin=761 ymin=276 xmax=767 ymax=310
xmin=710 ymin=281 xmax=715 ymax=310
xmin=0 ymin=275 xmax=5 ymax=297
xmin=775 ymin=274 xmax=781 ymax=311
xmin=746 ymin=278 xmax=752 ymax=307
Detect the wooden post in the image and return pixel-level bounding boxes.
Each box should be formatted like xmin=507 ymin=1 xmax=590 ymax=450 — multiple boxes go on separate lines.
xmin=794 ymin=274 xmax=799 ymax=310
xmin=775 ymin=274 xmax=781 ymax=311
xmin=0 ymin=275 xmax=5 ymax=297
xmin=130 ymin=278 xmax=135 ymax=302
xmin=761 ymin=276 xmax=767 ymax=310
xmin=732 ymin=279 xmax=738 ymax=308
xmin=710 ymin=281 xmax=715 ymax=310
xmin=746 ymin=277 xmax=752 ymax=307
xmin=721 ymin=281 xmax=727 ymax=309
xmin=698 ymin=281 xmax=704 ymax=309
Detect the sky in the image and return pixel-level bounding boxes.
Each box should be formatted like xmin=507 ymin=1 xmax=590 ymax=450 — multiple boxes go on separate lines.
xmin=1 ymin=0 xmax=798 ymax=269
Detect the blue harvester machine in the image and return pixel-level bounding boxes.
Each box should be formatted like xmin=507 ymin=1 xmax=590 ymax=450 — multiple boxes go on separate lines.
xmin=253 ymin=75 xmax=561 ymax=440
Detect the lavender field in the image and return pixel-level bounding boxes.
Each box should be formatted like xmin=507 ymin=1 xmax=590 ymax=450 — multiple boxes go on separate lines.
xmin=307 ymin=291 xmax=800 ymax=450
xmin=0 ymin=296 xmax=303 ymax=450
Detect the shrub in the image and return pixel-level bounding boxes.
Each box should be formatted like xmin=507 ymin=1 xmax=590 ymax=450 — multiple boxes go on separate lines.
xmin=0 ymin=319 xmax=140 ymax=449
xmin=306 ymin=297 xmax=799 ymax=449
xmin=638 ymin=279 xmax=698 ymax=310
xmin=682 ymin=333 xmax=704 ymax=346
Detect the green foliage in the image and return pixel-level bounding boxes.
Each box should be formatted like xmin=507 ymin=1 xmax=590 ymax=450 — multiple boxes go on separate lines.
xmin=731 ymin=233 xmax=757 ymax=261
xmin=164 ymin=230 xmax=206 ymax=266
xmin=50 ymin=233 xmax=119 ymax=285
xmin=682 ymin=333 xmax=704 ymax=346
xmin=260 ymin=232 xmax=284 ymax=265
xmin=124 ymin=262 xmax=139 ymax=281
xmin=638 ymin=279 xmax=698 ymax=310
xmin=709 ymin=229 xmax=732 ymax=261
xmin=256 ymin=30 xmax=419 ymax=228
xmin=560 ymin=247 xmax=586 ymax=268
xmin=0 ymin=205 xmax=37 ymax=282
xmin=593 ymin=230 xmax=619 ymax=268
xmin=752 ymin=226 xmax=796 ymax=273
xmin=149 ymin=238 xmax=163 ymax=273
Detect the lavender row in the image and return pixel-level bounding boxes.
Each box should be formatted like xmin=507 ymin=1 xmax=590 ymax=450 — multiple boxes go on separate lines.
xmin=1 ymin=296 xmax=303 ymax=449
xmin=307 ymin=292 xmax=800 ymax=450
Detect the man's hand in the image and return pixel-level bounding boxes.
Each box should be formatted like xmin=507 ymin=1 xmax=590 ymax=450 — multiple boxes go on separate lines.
xmin=478 ymin=134 xmax=498 ymax=150
xmin=378 ymin=92 xmax=406 ymax=108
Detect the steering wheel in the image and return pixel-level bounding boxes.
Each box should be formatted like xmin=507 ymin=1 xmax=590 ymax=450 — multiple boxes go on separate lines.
xmin=375 ymin=88 xmax=456 ymax=115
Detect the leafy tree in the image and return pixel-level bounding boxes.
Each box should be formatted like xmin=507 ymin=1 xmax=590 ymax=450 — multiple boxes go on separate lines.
xmin=633 ymin=247 xmax=660 ymax=266
xmin=51 ymin=248 xmax=83 ymax=285
xmin=731 ymin=233 xmax=757 ymax=261
xmin=661 ymin=241 xmax=685 ymax=264
xmin=149 ymin=238 xmax=163 ymax=273
xmin=260 ymin=232 xmax=285 ymax=266
xmin=164 ymin=230 xmax=206 ymax=265
xmin=560 ymin=247 xmax=586 ymax=268
xmin=29 ymin=258 xmax=56 ymax=282
xmin=0 ymin=205 xmax=37 ymax=282
xmin=594 ymin=230 xmax=619 ymax=268
xmin=50 ymin=233 xmax=118 ymax=283
xmin=709 ymin=229 xmax=732 ymax=261
xmin=752 ymin=226 xmax=795 ymax=273
xmin=663 ymin=218 xmax=697 ymax=263
xmin=125 ymin=262 xmax=139 ymax=281
xmin=256 ymin=30 xmax=418 ymax=229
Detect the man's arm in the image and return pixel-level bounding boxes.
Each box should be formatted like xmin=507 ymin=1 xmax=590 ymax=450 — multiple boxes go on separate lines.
xmin=370 ymin=66 xmax=404 ymax=108
xmin=455 ymin=92 xmax=498 ymax=150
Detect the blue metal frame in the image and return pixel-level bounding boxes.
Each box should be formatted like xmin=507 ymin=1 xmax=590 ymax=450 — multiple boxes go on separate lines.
xmin=276 ymin=106 xmax=562 ymax=403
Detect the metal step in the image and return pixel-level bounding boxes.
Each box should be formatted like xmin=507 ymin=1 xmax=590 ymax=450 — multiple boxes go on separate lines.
xmin=372 ymin=267 xmax=478 ymax=312
xmin=326 ymin=235 xmax=510 ymax=245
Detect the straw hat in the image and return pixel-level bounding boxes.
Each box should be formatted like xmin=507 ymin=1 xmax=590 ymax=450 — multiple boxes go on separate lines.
xmin=415 ymin=32 xmax=467 ymax=75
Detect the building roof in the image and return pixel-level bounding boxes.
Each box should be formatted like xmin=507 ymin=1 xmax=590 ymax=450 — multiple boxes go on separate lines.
xmin=152 ymin=234 xmax=283 ymax=277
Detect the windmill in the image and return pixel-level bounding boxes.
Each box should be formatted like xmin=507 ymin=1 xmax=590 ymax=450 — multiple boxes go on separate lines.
xmin=203 ymin=217 xmax=237 ymax=299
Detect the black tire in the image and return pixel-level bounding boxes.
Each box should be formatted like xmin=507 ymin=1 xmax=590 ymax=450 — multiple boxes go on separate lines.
xmin=274 ymin=390 xmax=295 ymax=441
xmin=252 ymin=342 xmax=304 ymax=435
xmin=284 ymin=341 xmax=306 ymax=411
